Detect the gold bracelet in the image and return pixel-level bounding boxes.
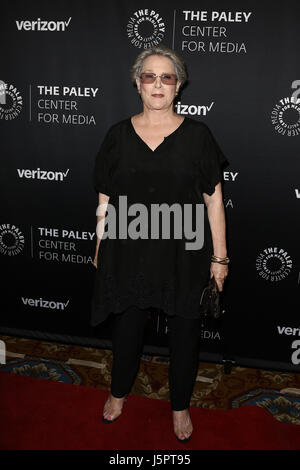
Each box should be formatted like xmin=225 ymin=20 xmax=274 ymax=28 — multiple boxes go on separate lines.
xmin=211 ymin=255 xmax=230 ymax=264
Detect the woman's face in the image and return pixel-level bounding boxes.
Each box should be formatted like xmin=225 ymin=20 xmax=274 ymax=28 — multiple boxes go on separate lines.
xmin=135 ymin=55 xmax=181 ymax=111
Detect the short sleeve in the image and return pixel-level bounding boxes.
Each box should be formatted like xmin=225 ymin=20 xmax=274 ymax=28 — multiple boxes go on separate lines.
xmin=93 ymin=126 xmax=115 ymax=196
xmin=198 ymin=124 xmax=229 ymax=196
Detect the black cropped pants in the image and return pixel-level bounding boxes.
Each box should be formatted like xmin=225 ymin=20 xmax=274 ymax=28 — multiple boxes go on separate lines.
xmin=110 ymin=305 xmax=200 ymax=411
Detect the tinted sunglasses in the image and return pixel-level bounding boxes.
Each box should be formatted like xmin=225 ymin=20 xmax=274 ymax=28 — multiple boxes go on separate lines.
xmin=140 ymin=73 xmax=178 ymax=85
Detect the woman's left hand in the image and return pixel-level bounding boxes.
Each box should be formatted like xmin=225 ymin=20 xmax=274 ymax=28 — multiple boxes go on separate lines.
xmin=210 ymin=262 xmax=228 ymax=292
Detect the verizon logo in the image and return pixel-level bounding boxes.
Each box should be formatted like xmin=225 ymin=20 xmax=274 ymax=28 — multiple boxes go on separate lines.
xmin=277 ymin=326 xmax=300 ymax=336
xmin=16 ymin=17 xmax=72 ymax=31
xmin=175 ymin=101 xmax=214 ymax=116
xmin=21 ymin=297 xmax=70 ymax=310
xmin=17 ymin=168 xmax=69 ymax=181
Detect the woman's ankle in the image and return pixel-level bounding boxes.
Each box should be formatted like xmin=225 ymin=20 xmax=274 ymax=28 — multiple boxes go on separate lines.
xmin=110 ymin=393 xmax=127 ymax=401
xmin=172 ymin=407 xmax=189 ymax=413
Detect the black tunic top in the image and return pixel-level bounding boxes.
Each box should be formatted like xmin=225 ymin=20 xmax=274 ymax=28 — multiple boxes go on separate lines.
xmin=90 ymin=116 xmax=228 ymax=326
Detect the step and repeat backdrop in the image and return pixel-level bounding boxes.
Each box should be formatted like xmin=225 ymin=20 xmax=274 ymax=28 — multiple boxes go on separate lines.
xmin=1 ymin=0 xmax=300 ymax=371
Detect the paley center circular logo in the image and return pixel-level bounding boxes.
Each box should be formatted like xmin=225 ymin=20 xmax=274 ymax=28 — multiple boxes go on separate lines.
xmin=0 ymin=81 xmax=23 ymax=120
xmin=271 ymin=96 xmax=300 ymax=137
xmin=127 ymin=9 xmax=165 ymax=48
xmin=256 ymin=247 xmax=292 ymax=281
xmin=0 ymin=224 xmax=25 ymax=256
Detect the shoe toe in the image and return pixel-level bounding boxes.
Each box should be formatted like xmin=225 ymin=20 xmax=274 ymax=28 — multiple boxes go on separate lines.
xmin=176 ymin=432 xmax=192 ymax=443
xmin=102 ymin=414 xmax=120 ymax=424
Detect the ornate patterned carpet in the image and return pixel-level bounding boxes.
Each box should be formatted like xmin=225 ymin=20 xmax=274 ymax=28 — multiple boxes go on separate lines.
xmin=1 ymin=334 xmax=300 ymax=425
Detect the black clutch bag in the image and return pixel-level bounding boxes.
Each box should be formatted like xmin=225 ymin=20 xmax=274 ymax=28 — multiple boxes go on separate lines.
xmin=199 ymin=277 xmax=222 ymax=320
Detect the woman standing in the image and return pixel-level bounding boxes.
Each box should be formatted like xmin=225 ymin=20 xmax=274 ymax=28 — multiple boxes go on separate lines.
xmin=91 ymin=44 xmax=229 ymax=443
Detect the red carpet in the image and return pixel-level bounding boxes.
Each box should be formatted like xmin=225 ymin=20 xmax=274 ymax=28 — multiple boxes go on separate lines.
xmin=0 ymin=370 xmax=300 ymax=450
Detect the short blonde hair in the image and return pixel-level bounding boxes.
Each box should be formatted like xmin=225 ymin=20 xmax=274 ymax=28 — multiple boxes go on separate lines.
xmin=130 ymin=44 xmax=188 ymax=89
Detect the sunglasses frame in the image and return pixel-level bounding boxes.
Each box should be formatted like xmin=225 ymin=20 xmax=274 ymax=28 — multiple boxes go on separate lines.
xmin=139 ymin=72 xmax=178 ymax=85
